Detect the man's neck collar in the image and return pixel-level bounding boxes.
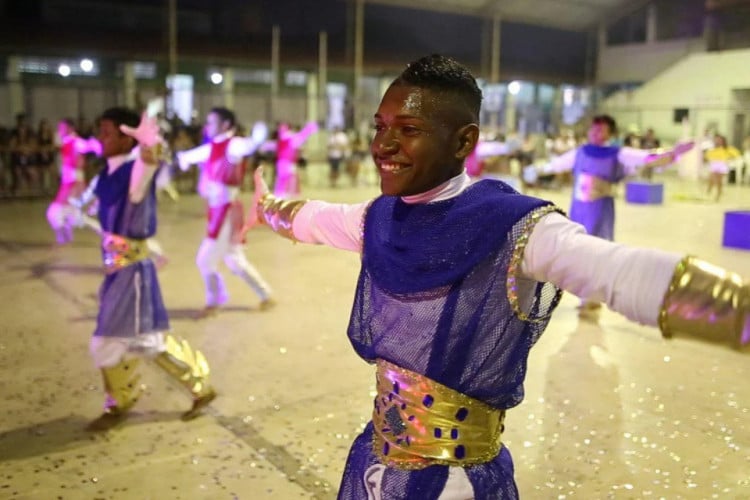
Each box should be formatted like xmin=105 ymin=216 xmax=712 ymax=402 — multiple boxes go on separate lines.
xmin=400 ymin=171 xmax=470 ymax=204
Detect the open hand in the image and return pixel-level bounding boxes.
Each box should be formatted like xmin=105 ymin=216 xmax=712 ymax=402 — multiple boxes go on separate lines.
xmin=250 ymin=122 xmax=268 ymax=146
xmin=120 ymin=111 xmax=161 ymax=148
xmin=242 ymin=166 xmax=270 ymax=233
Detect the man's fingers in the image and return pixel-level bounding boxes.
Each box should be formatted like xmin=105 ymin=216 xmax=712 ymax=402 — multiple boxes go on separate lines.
xmin=254 ymin=166 xmax=269 ymax=193
xmin=119 ymin=124 xmax=136 ymax=136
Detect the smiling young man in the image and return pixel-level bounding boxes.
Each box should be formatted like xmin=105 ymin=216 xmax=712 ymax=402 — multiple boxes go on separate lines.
xmin=88 ymin=108 xmax=215 ymax=430
xmin=247 ymin=55 xmax=749 ymax=499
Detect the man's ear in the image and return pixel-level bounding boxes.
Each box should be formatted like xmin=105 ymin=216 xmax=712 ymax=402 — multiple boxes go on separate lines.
xmin=455 ymin=123 xmax=479 ymax=160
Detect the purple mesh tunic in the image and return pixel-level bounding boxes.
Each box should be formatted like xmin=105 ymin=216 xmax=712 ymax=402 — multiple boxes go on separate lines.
xmin=341 ymin=180 xmax=562 ymax=499
xmin=93 ymin=159 xmax=169 ymax=338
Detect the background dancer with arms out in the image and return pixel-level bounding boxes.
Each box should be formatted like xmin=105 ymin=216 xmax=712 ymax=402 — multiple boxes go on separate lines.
xmin=177 ymin=107 xmax=275 ymax=316
xmin=544 ymin=114 xmax=692 ymax=316
xmin=88 ymin=107 xmax=215 ymax=431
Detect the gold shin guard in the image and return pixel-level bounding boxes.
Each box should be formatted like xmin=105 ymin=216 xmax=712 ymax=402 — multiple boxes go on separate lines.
xmin=659 ymin=256 xmax=750 ymax=350
xmin=257 ymin=194 xmax=307 ymax=241
xmin=101 ymin=357 xmax=143 ymax=414
xmin=154 ymin=335 xmax=216 ymax=419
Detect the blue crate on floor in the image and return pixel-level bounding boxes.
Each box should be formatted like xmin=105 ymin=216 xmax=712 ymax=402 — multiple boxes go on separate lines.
xmin=723 ymin=210 xmax=750 ymax=250
xmin=625 ymin=181 xmax=664 ymax=204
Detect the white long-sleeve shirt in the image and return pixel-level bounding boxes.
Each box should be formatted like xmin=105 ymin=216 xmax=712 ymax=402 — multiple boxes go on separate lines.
xmin=547 ymin=146 xmax=655 ymax=175
xmin=176 ymin=129 xmax=267 ymax=170
xmin=177 ymin=129 xmax=265 ymax=207
xmin=291 ymin=172 xmax=681 ymax=326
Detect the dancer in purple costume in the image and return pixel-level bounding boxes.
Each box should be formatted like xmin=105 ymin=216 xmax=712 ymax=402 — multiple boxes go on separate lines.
xmin=547 ymin=115 xmax=691 ymax=241
xmin=247 ymin=56 xmax=748 ymax=499
xmin=87 ymin=108 xmax=216 ymax=430
xmin=546 ymin=115 xmax=692 ymax=314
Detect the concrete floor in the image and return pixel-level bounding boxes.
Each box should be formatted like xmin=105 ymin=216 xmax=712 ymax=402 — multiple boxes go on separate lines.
xmin=0 ymin=165 xmax=749 ymax=499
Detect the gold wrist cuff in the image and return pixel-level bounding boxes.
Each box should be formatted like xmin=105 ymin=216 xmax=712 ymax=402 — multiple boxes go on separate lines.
xmin=659 ymin=256 xmax=750 ymax=349
xmin=257 ymin=194 xmax=307 ymax=241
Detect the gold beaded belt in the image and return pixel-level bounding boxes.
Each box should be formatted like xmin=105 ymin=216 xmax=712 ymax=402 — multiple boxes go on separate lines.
xmin=102 ymin=233 xmax=149 ymax=274
xmin=372 ymin=359 xmax=505 ymax=470
xmin=574 ymin=172 xmax=613 ymax=202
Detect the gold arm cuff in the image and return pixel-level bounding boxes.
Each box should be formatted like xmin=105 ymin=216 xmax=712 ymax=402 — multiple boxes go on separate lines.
xmin=659 ymin=256 xmax=750 ymax=349
xmin=257 ymin=193 xmax=307 ymax=241
xmin=372 ymin=359 xmax=505 ymax=470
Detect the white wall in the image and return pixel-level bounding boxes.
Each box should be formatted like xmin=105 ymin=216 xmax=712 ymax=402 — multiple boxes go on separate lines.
xmin=602 ymin=48 xmax=750 ymax=143
xmin=29 ymin=86 xmax=79 ymax=126
xmin=597 ymin=38 xmax=706 ymax=85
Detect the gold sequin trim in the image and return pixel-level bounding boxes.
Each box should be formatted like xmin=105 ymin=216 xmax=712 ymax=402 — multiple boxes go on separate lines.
xmin=506 ymin=204 xmax=565 ymax=323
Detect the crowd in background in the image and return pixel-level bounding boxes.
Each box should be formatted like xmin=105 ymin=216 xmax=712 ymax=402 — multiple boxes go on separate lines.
xmin=2 ymin=109 xmax=750 ymax=201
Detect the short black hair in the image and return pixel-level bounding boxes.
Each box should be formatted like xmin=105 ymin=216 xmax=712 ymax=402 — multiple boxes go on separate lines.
xmin=210 ymin=107 xmax=236 ymax=127
xmin=592 ymin=114 xmax=617 ymax=134
xmin=392 ymin=54 xmax=482 ymax=123
xmin=100 ymin=107 xmax=140 ymax=131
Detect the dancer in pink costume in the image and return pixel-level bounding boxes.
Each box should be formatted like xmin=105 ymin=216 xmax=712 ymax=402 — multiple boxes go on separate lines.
xmin=177 ymin=107 xmax=275 ymax=314
xmin=273 ymin=121 xmax=319 ymax=197
xmin=46 ymin=119 xmax=101 ymax=244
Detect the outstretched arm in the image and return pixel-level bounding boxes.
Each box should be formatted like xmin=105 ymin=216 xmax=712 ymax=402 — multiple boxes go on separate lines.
xmin=227 ymin=122 xmax=269 ymax=160
xmin=245 ymin=166 xmax=366 ymax=251
xmin=542 ymin=148 xmax=577 ymax=174
xmin=176 ymin=143 xmax=211 ymax=171
xmin=74 ymin=136 xmax=103 ymax=156
xmin=120 ymin=112 xmax=162 ymax=204
xmin=291 ymin=121 xmax=320 ymax=149
xmin=522 ymin=212 xmax=749 ymax=350
xmin=619 ymin=141 xmax=694 ymax=174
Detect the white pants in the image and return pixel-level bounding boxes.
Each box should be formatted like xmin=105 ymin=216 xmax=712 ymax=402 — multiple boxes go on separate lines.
xmin=89 ymin=332 xmax=166 ymax=368
xmin=196 ymin=213 xmax=272 ymax=306
xmin=364 ymin=465 xmax=474 ymax=500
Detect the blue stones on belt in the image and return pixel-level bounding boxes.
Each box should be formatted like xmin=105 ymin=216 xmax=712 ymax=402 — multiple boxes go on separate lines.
xmin=454 ymin=445 xmax=466 ymax=459
xmin=455 ymin=407 xmax=468 ymax=421
xmin=422 ymin=394 xmax=434 ymax=408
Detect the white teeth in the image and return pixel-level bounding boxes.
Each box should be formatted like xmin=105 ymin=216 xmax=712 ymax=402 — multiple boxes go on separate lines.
xmin=381 ymin=163 xmax=406 ymax=172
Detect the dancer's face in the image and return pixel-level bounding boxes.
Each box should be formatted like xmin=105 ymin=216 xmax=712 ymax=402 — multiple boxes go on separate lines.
xmin=371 ymin=84 xmax=477 ymax=197
xmin=588 ymin=122 xmax=612 ymax=146
xmin=204 ymin=112 xmax=231 ymax=139
xmin=97 ymin=119 xmax=134 ymax=158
